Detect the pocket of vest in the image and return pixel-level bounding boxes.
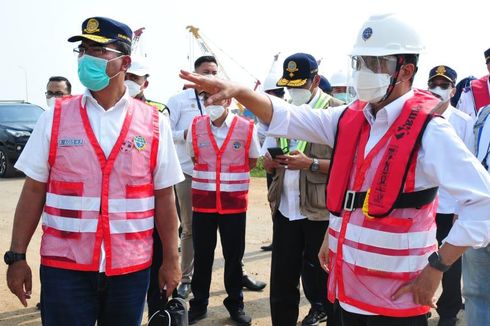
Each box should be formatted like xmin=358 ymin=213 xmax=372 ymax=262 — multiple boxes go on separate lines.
xmin=305 ymin=171 xmax=328 ymax=209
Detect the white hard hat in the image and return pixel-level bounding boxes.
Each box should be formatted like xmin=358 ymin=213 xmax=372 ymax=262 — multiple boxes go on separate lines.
xmin=128 ymin=55 xmax=150 ymax=77
xmin=262 ymin=56 xmax=283 ymax=91
xmin=350 ymin=13 xmax=425 ymax=57
xmin=329 ymin=70 xmax=350 ymax=87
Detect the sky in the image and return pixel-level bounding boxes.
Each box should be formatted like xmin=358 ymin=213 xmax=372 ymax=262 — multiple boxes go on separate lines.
xmin=1 ymin=0 xmax=488 ymax=109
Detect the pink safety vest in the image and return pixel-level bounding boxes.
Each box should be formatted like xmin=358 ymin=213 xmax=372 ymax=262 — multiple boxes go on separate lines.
xmin=191 ymin=115 xmax=253 ymax=214
xmin=41 ymin=95 xmax=159 ymax=276
xmin=470 ymin=75 xmax=490 ymax=114
xmin=326 ymin=90 xmax=439 ymax=317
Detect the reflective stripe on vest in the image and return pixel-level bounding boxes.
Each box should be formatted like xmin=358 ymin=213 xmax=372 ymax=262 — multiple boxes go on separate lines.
xmin=280 ymin=91 xmax=332 ymax=153
xmin=470 ymin=76 xmax=490 ymax=115
xmin=191 ymin=115 xmax=253 ymax=214
xmin=41 ymin=96 xmax=158 ymax=275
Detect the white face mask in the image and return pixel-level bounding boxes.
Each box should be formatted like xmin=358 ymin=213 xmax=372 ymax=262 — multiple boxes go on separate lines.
xmin=288 ymin=88 xmax=312 ymax=105
xmin=429 ymin=86 xmax=451 ymax=102
xmin=352 ymin=69 xmax=392 ymax=103
xmin=205 ymin=105 xmax=226 ymax=121
xmin=125 ymin=80 xmax=142 ymax=98
xmin=46 ymin=97 xmax=56 ymax=109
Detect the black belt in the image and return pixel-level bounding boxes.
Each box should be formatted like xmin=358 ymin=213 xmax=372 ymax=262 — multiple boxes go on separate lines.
xmin=343 ymin=187 xmax=438 ymax=212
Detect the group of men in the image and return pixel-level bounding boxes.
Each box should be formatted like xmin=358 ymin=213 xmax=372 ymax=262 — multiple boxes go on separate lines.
xmin=4 ymin=12 xmax=490 ymax=326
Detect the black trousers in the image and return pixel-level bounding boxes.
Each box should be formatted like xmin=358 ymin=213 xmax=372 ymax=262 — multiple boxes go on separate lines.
xmin=435 ymin=213 xmax=462 ymax=319
xmin=340 ymin=308 xmax=428 ymax=326
xmin=270 ymin=211 xmax=339 ymax=326
xmin=190 ymin=211 xmax=246 ymax=313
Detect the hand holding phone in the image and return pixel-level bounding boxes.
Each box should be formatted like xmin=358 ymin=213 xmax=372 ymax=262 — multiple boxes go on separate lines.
xmin=267 ymin=147 xmax=286 ymax=159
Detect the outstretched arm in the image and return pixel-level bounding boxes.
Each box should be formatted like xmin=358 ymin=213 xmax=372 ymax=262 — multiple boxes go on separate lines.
xmin=179 ymin=70 xmax=273 ymax=123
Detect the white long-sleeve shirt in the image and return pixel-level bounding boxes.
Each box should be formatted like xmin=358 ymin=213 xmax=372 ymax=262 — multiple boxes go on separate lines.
xmin=437 ymin=105 xmax=475 ymax=214
xmin=266 ymin=90 xmax=490 ymax=249
xmin=168 ymin=88 xmax=204 ymax=175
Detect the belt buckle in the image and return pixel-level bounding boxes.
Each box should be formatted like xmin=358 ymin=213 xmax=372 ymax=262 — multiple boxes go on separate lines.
xmin=343 ymin=190 xmax=356 ymax=211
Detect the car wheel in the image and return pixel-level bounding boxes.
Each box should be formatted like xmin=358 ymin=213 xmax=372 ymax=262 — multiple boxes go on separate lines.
xmin=0 ymin=149 xmax=15 ymax=178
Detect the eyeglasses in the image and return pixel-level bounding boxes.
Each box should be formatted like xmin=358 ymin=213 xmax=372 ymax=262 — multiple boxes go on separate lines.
xmin=428 ymin=82 xmax=453 ymax=90
xmin=351 ymin=55 xmax=398 ymax=74
xmin=45 ymin=91 xmax=66 ymax=98
xmin=73 ymin=45 xmax=123 ymax=57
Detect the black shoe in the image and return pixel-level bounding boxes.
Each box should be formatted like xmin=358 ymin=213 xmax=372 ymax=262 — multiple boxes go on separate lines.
xmin=260 ymin=243 xmax=273 ymax=251
xmin=229 ymin=308 xmax=252 ymax=326
xmin=438 ymin=317 xmax=458 ymax=326
xmin=176 ymin=283 xmax=191 ymax=299
xmin=301 ymin=308 xmax=328 ymax=326
xmin=242 ymin=275 xmax=266 ymax=291
xmin=188 ymin=308 xmax=207 ymax=325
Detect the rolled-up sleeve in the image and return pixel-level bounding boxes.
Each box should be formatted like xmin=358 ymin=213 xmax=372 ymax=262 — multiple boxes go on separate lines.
xmin=420 ymin=117 xmax=490 ymax=248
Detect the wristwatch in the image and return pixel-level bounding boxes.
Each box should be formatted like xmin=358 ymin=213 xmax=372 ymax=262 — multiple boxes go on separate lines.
xmin=4 ymin=251 xmax=26 ymax=265
xmin=428 ymin=251 xmax=450 ymax=272
xmin=309 ymin=158 xmax=320 ymax=172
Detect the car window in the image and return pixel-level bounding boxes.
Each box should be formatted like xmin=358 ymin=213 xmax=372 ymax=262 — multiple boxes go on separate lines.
xmin=0 ymin=104 xmax=44 ymax=122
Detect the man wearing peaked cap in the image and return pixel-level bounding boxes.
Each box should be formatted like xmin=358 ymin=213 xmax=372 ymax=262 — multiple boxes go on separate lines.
xmin=427 ymin=65 xmax=473 ymax=326
xmin=265 ymin=52 xmax=343 ymax=326
xmin=5 ymin=16 xmax=184 ymax=326
xmin=456 ymin=47 xmax=490 ymax=118
xmin=179 ymin=12 xmax=490 ymax=326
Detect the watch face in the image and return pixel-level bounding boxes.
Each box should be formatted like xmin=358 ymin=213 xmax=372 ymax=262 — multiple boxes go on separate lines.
xmin=4 ymin=251 xmax=13 ymax=265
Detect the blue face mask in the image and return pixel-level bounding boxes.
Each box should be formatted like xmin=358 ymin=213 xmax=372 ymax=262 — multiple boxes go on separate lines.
xmin=333 ymin=92 xmax=352 ymax=103
xmin=78 ymin=55 xmax=122 ymax=91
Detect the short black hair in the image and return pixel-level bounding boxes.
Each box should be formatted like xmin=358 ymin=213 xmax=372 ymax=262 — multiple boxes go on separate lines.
xmin=194 ymin=55 xmax=218 ymax=70
xmin=113 ymin=40 xmax=131 ymax=56
xmin=47 ymin=76 xmax=72 ymax=94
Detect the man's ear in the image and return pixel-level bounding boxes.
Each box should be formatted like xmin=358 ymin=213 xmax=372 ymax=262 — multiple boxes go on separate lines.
xmin=312 ymin=75 xmax=321 ymax=89
xmin=121 ymin=56 xmax=132 ymax=71
xmin=143 ymin=80 xmax=149 ymax=90
xmin=400 ymin=63 xmax=416 ymax=82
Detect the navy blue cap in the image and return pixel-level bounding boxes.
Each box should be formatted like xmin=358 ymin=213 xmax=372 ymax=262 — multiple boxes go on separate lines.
xmin=428 ymin=65 xmax=457 ymax=84
xmin=485 ymin=48 xmax=490 ymax=63
xmin=277 ymin=53 xmax=318 ymax=88
xmin=319 ymin=75 xmax=332 ymax=93
xmin=68 ymin=17 xmax=132 ymax=46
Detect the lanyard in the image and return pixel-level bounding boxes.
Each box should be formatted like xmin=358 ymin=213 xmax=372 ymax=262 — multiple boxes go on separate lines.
xmin=194 ymin=90 xmax=203 ymax=116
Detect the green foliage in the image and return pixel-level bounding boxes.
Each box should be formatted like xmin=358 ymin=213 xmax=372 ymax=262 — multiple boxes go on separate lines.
xmin=250 ymin=157 xmax=266 ymax=178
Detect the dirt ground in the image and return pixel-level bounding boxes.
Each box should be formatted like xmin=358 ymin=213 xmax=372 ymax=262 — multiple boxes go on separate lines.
xmin=0 ymin=176 xmax=465 ymax=325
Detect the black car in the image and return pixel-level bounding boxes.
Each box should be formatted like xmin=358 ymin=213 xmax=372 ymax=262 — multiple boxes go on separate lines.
xmin=0 ymin=101 xmax=44 ymax=177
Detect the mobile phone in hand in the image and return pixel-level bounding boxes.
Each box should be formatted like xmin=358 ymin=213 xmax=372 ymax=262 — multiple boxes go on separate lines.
xmin=267 ymin=147 xmax=286 ymax=159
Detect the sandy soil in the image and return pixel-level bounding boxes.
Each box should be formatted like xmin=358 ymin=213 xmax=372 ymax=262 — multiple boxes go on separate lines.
xmin=0 ymin=177 xmax=465 ymax=325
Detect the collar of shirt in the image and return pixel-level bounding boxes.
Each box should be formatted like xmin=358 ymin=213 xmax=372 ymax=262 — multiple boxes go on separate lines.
xmin=362 ymin=90 xmax=414 ymax=126
xmin=81 ymin=88 xmax=131 ymax=113
xmin=441 ymin=104 xmax=454 ymax=120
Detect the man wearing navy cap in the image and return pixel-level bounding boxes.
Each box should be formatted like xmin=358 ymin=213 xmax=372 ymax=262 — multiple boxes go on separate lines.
xmin=457 ymin=48 xmax=490 ymax=118
xmin=319 ymin=75 xmax=333 ymax=94
xmin=427 ymin=65 xmax=473 ymax=326
xmin=5 ymin=17 xmax=183 ymax=326
xmin=264 ymin=53 xmax=343 ymax=325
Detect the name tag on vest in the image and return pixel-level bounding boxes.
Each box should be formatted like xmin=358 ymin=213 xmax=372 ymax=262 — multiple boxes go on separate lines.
xmin=58 ymin=138 xmax=84 ymax=147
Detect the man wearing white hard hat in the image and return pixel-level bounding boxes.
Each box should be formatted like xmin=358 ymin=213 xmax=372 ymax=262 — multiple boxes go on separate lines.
xmin=125 ymin=56 xmax=169 ymax=116
xmin=179 ymin=12 xmax=490 ymax=325
xmin=329 ymin=70 xmax=355 ymax=104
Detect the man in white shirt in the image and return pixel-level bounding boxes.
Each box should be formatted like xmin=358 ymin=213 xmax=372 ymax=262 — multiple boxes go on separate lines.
xmin=180 ymin=13 xmax=490 ymax=326
xmin=169 ymin=55 xmax=265 ymax=298
xmin=5 ymin=17 xmax=183 ymax=326
xmin=427 ymin=65 xmax=473 ymax=326
xmin=456 ymin=48 xmax=490 ymax=118
xmin=185 ymin=94 xmax=260 ymax=325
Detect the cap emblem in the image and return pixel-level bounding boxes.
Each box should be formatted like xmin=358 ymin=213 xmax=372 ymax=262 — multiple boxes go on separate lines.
xmin=286 ymin=61 xmax=298 ymax=78
xmin=84 ymin=18 xmax=100 ymax=34
xmin=436 ymin=66 xmax=446 ymax=76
